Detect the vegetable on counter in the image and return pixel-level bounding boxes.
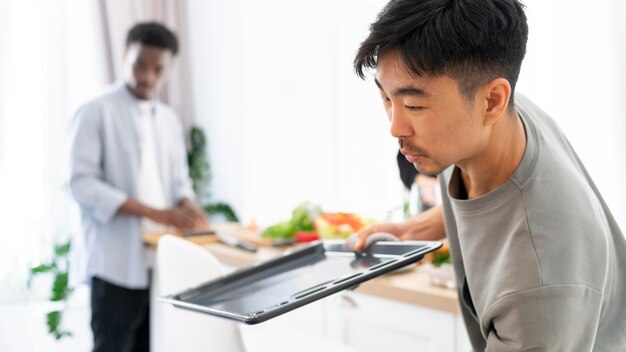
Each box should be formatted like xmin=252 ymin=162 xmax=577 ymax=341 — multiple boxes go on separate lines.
xmin=425 ymin=240 xmax=451 ymax=267
xmin=315 ymin=212 xmax=366 ymax=239
xmin=261 ymin=202 xmax=321 ymax=239
xmin=260 ymin=203 xmax=368 ymax=241
xmin=294 ymin=231 xmax=320 ymax=242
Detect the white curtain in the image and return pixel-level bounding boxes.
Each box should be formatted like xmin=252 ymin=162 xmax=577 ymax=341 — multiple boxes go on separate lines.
xmin=0 ymin=0 xmax=110 ymax=299
xmin=99 ymin=0 xmax=196 ymax=130
xmin=0 ymin=0 xmax=197 ymax=299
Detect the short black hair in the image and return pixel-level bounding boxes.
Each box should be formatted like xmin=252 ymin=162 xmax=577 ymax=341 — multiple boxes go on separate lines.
xmin=354 ymin=0 xmax=528 ymax=106
xmin=126 ymin=22 xmax=179 ymax=56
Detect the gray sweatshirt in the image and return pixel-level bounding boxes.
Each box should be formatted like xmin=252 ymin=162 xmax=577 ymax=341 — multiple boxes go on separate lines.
xmin=440 ymin=94 xmax=626 ymax=351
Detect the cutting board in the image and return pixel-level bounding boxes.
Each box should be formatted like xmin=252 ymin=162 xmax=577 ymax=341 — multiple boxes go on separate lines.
xmin=211 ymin=222 xmax=273 ymax=246
xmin=143 ymin=223 xmax=275 ymax=247
xmin=143 ymin=231 xmax=218 ymax=247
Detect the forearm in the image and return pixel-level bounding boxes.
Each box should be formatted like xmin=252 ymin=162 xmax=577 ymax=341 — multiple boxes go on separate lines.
xmin=355 ymin=205 xmax=446 ymax=250
xmin=117 ymin=198 xmax=156 ymax=219
xmin=401 ymin=205 xmax=446 ymax=241
xmin=178 ymin=197 xmax=194 ymax=207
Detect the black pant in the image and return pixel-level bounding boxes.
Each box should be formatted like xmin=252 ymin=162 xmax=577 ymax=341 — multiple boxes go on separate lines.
xmin=91 ymin=276 xmax=150 ymax=352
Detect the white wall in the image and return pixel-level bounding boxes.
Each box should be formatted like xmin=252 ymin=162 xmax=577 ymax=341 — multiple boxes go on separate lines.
xmin=186 ymin=0 xmax=626 ymax=229
xmin=186 ymin=0 xmax=401 ymax=225
xmin=518 ymin=0 xmax=626 ymax=229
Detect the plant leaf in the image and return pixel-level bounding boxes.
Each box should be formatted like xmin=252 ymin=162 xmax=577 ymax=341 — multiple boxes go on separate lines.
xmin=54 ymin=241 xmax=71 ymax=257
xmin=204 ymin=202 xmax=239 ymax=222
xmin=47 ymin=311 xmax=72 ymax=340
xmin=30 ymin=263 xmax=57 ymax=275
xmin=50 ymin=272 xmax=69 ymax=301
xmin=47 ymin=311 xmax=61 ymax=333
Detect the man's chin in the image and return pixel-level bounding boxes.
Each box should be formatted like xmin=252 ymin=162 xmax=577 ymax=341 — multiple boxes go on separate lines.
xmin=128 ymin=86 xmax=154 ymax=100
xmin=136 ymin=91 xmax=153 ymax=100
xmin=414 ymin=163 xmax=447 ymax=177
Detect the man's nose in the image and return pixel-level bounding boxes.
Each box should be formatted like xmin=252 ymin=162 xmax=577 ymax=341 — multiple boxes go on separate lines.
xmin=137 ymin=69 xmax=157 ymax=86
xmin=144 ymin=70 xmax=159 ymax=86
xmin=389 ymin=105 xmax=412 ymax=139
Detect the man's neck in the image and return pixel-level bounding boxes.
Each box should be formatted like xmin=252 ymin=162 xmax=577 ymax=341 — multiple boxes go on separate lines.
xmin=125 ymin=84 xmax=153 ymax=102
xmin=457 ymin=110 xmax=527 ymax=199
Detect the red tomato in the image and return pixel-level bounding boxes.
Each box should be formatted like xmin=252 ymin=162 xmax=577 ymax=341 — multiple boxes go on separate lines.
xmin=321 ymin=212 xmax=364 ymax=231
xmin=295 ymin=231 xmax=319 ymax=242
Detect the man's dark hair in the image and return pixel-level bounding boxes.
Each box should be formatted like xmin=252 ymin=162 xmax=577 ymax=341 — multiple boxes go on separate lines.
xmin=354 ymin=0 xmax=528 ymax=106
xmin=126 ymin=22 xmax=179 ymax=56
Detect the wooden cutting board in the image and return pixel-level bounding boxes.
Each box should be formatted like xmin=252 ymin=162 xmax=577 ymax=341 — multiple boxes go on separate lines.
xmin=230 ymin=228 xmax=273 ymax=247
xmin=143 ymin=223 xmax=275 ymax=247
xmin=143 ymin=231 xmax=219 ymax=247
xmin=211 ymin=222 xmax=274 ymax=246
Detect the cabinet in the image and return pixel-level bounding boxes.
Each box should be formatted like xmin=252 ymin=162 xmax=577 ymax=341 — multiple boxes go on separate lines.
xmin=325 ymin=291 xmax=472 ymax=352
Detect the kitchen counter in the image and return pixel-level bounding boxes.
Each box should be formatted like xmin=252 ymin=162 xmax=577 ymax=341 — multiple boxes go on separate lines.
xmin=144 ymin=233 xmax=460 ymax=315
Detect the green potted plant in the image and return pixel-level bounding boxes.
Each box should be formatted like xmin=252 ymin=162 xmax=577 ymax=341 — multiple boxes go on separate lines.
xmin=28 ymin=240 xmax=73 ymax=340
xmin=187 ymin=125 xmax=239 ymax=222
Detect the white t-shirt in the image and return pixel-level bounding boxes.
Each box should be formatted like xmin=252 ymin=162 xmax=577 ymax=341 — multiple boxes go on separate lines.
xmin=136 ymin=101 xmax=170 ymax=235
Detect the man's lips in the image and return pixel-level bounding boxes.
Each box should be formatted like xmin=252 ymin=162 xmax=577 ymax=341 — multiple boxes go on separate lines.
xmin=401 ymin=149 xmax=428 ymax=163
xmin=404 ymin=154 xmax=425 ymax=163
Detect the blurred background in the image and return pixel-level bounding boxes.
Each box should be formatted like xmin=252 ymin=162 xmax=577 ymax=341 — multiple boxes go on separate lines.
xmin=0 ymin=0 xmax=625 ymax=350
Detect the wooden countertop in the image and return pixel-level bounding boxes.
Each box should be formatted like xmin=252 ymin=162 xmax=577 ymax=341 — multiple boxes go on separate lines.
xmin=144 ymin=229 xmax=460 ymax=315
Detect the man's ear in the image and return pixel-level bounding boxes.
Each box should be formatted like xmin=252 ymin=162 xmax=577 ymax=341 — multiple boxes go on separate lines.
xmin=481 ymin=78 xmax=511 ymax=126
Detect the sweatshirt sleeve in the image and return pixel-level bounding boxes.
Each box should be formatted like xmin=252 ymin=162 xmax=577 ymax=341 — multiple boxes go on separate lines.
xmin=482 ymin=285 xmax=603 ymax=352
xmin=69 ymin=105 xmax=129 ymax=224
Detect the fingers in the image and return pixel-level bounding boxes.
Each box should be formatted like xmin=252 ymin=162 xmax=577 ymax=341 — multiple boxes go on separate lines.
xmin=178 ymin=200 xmax=209 ymax=230
xmin=169 ymin=208 xmax=197 ymax=230
xmin=192 ymin=214 xmax=209 ymax=231
xmin=181 ymin=206 xmax=209 ymax=231
xmin=353 ymin=223 xmax=403 ymax=251
xmin=354 ymin=224 xmax=378 ymax=251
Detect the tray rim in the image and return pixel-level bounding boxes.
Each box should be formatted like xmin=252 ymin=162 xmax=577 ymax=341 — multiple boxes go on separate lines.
xmin=159 ymin=239 xmax=442 ymax=324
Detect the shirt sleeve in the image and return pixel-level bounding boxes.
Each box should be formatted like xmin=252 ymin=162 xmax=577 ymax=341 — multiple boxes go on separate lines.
xmin=482 ymin=285 xmax=603 ymax=351
xmin=69 ymin=105 xmax=128 ymax=224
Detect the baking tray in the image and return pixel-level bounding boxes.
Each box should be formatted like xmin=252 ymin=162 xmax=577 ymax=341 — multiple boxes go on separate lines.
xmin=160 ymin=240 xmax=442 ymax=324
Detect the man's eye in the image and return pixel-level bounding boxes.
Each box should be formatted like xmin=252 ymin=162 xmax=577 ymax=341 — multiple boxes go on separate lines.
xmin=405 ymin=105 xmax=423 ymax=111
xmin=381 ymin=96 xmax=391 ymax=103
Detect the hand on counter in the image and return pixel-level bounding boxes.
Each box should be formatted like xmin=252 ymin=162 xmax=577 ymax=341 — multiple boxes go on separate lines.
xmin=144 ymin=198 xmax=209 ymax=232
xmin=118 ymin=197 xmax=208 ymax=232
xmin=178 ymin=198 xmax=209 ymax=230
xmin=354 ymin=205 xmax=446 ymax=251
xmin=148 ymin=207 xmax=197 ymax=231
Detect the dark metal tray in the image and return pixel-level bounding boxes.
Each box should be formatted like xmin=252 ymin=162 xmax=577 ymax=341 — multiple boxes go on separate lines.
xmin=160 ymin=240 xmax=442 ymax=324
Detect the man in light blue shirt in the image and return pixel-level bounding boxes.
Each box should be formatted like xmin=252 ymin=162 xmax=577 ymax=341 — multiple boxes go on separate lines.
xmin=69 ymin=22 xmax=207 ymax=352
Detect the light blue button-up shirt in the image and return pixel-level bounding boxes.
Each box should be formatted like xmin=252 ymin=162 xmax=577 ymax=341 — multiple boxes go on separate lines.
xmin=69 ymin=83 xmax=194 ymax=288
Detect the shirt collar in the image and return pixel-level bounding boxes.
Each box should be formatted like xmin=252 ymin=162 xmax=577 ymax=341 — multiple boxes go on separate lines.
xmin=116 ymin=82 xmax=158 ymax=115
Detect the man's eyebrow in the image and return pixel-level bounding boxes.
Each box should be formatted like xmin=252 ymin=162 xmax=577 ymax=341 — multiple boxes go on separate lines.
xmin=374 ymin=78 xmax=384 ymax=91
xmin=374 ymin=78 xmax=430 ymax=98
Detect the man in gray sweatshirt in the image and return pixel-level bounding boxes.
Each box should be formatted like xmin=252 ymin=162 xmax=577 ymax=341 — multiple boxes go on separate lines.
xmin=353 ymin=0 xmax=626 ymax=350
